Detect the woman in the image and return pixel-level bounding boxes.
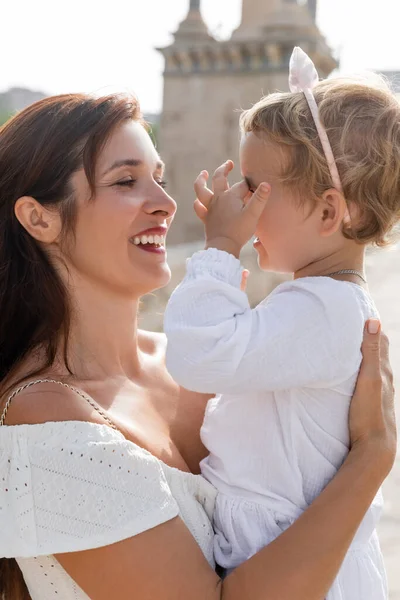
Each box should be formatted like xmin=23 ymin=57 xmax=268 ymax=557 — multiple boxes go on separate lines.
xmin=0 ymin=93 xmax=396 ymax=600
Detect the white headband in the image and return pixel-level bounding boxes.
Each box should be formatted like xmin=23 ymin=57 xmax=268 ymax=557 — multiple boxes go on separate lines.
xmin=289 ymin=46 xmax=343 ymax=194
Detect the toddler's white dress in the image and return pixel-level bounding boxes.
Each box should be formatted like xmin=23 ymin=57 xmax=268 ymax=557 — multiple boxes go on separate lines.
xmin=164 ymin=248 xmax=388 ymax=600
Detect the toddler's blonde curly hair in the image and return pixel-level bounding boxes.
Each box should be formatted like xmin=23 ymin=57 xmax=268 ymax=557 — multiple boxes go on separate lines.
xmin=240 ymin=75 xmax=400 ymax=246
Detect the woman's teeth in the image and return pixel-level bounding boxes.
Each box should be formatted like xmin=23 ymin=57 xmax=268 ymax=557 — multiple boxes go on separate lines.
xmin=133 ymin=234 xmax=165 ymax=246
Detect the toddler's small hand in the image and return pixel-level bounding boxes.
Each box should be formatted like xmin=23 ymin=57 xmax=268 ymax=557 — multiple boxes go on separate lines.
xmin=194 ymin=161 xmax=270 ymax=258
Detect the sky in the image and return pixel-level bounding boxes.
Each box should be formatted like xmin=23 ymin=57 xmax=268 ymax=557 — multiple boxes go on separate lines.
xmin=2 ymin=0 xmax=399 ymax=113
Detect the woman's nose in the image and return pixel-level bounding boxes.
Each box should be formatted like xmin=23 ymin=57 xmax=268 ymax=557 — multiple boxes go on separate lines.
xmin=144 ymin=184 xmax=177 ymax=219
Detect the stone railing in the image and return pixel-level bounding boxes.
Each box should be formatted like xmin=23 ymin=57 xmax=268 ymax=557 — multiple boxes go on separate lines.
xmin=139 ymin=241 xmax=288 ymax=331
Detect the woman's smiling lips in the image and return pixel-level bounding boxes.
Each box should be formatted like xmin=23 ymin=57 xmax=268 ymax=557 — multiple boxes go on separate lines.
xmin=130 ymin=226 xmax=168 ymax=254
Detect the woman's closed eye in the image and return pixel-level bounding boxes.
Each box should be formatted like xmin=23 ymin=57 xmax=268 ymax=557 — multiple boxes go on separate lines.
xmin=114 ymin=178 xmax=167 ymax=189
xmin=115 ymin=178 xmax=136 ymax=187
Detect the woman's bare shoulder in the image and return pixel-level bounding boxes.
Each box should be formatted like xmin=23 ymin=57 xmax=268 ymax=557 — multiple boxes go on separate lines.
xmin=0 ymin=380 xmax=95 ymax=426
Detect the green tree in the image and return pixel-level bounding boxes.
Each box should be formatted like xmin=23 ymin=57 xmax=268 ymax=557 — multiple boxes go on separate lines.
xmin=0 ymin=111 xmax=12 ymax=127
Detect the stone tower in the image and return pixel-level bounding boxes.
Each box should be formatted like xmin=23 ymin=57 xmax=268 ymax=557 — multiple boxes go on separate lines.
xmin=158 ymin=0 xmax=337 ymax=244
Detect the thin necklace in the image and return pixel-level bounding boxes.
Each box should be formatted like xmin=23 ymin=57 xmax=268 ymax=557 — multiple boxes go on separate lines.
xmin=325 ymin=269 xmax=367 ymax=284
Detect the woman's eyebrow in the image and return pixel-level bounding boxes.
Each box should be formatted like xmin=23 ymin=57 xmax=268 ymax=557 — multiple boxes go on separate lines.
xmin=102 ymin=158 xmax=142 ymax=176
xmin=102 ymin=159 xmax=165 ymax=176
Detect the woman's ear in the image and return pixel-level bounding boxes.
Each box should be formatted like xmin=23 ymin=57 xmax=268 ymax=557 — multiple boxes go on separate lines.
xmin=318 ymin=188 xmax=348 ymax=237
xmin=14 ymin=197 xmax=62 ymax=243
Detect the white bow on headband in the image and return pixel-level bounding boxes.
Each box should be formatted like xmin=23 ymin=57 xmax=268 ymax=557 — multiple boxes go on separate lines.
xmin=288 ymin=47 xmax=343 ymax=195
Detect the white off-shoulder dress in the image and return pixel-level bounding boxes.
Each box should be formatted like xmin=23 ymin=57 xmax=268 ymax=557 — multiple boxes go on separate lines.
xmin=0 ymin=405 xmax=217 ymax=599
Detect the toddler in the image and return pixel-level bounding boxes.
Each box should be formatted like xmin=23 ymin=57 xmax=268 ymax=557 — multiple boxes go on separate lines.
xmin=164 ymin=48 xmax=400 ymax=599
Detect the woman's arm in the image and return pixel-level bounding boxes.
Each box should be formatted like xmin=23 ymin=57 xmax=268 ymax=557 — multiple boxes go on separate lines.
xmin=56 ymin=320 xmax=396 ymax=600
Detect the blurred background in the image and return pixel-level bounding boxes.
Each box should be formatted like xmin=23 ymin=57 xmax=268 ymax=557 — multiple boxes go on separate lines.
xmin=1 ymin=0 xmax=399 ymax=595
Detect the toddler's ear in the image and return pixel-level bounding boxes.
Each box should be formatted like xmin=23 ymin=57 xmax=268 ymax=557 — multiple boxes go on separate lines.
xmin=319 ymin=188 xmax=348 ymax=237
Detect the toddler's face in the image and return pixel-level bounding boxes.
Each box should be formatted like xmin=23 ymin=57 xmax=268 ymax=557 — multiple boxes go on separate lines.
xmin=240 ymin=132 xmax=322 ymax=273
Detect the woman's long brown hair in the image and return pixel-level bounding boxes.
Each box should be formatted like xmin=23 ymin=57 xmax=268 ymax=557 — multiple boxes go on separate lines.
xmin=0 ymin=93 xmax=142 ymax=599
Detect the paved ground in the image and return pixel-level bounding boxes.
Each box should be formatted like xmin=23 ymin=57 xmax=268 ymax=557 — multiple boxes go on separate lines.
xmin=367 ymin=245 xmax=400 ymax=598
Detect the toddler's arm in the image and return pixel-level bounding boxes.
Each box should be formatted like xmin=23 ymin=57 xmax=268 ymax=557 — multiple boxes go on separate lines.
xmin=164 ymin=248 xmax=364 ymax=394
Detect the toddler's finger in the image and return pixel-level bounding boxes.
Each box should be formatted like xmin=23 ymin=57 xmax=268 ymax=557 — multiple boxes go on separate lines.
xmin=230 ymin=179 xmax=252 ymax=203
xmin=213 ymin=160 xmax=234 ymax=195
xmin=194 ymin=171 xmax=213 ymax=207
xmin=245 ymin=183 xmax=270 ymax=219
xmin=194 ymin=198 xmax=208 ymax=222
xmin=243 ymin=190 xmax=253 ymax=207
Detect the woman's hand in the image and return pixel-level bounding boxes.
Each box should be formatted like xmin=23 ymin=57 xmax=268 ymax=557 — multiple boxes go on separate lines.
xmin=193 ymin=161 xmax=270 ymax=258
xmin=349 ymin=318 xmax=396 ymax=474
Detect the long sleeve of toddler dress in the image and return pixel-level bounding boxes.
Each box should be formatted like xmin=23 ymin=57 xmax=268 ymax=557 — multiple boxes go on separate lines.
xmin=164 ymin=248 xmax=366 ymax=394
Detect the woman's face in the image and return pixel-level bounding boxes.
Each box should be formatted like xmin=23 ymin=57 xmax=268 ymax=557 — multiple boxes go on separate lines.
xmin=66 ymin=120 xmax=177 ymax=298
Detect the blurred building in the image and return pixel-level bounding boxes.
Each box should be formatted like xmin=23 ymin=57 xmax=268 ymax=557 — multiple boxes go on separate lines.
xmin=157 ymin=0 xmax=337 ymax=244
xmin=141 ymin=2 xmax=400 ymax=330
